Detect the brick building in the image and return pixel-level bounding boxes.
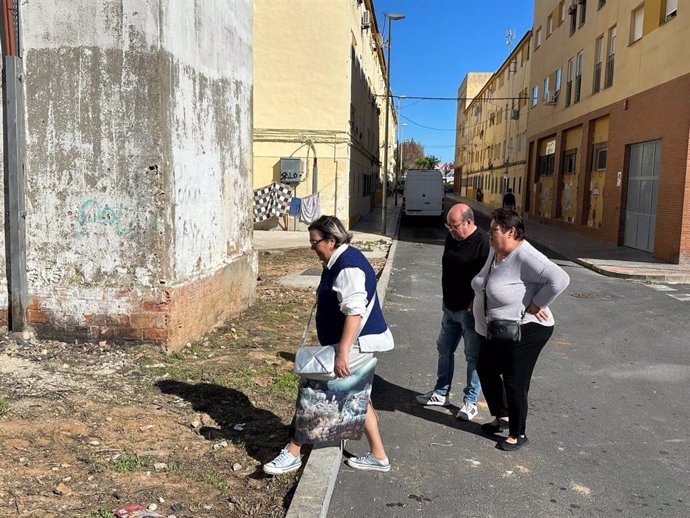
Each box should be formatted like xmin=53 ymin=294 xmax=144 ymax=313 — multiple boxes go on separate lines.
xmin=526 ymin=0 xmax=688 ymax=263
xmin=455 ymin=0 xmax=688 ymax=264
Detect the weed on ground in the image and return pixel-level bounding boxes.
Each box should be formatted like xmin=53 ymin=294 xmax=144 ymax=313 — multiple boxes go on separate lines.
xmin=0 ymin=247 xmax=385 ymax=517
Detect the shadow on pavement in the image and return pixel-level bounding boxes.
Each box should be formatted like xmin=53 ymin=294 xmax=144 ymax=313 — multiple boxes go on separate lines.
xmin=370 ymin=375 xmax=502 ymax=444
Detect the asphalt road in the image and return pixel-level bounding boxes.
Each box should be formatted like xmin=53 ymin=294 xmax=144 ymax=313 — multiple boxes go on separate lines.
xmin=328 ymin=214 xmax=690 ymax=517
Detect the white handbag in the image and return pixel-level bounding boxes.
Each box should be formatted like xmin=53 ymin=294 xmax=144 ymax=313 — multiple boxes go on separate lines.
xmin=293 ymin=294 xmax=376 ymax=380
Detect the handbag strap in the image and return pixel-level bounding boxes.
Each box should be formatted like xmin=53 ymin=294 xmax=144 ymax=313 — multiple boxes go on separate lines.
xmin=299 ymin=291 xmax=377 ymax=347
xmin=482 ymin=253 xmax=494 ymax=322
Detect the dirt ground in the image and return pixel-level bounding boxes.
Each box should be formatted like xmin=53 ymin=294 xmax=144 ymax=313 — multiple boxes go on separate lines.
xmin=0 ymin=245 xmax=387 ymax=518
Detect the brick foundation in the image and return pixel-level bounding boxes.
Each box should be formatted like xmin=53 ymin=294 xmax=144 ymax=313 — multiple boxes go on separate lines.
xmin=25 ymin=253 xmax=257 ymax=350
xmin=527 ymin=72 xmax=690 ymax=264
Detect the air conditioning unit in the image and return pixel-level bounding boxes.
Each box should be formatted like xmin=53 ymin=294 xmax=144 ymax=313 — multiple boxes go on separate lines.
xmin=361 ymin=10 xmax=371 ymax=29
xmin=545 ymin=92 xmax=558 ymax=104
xmin=510 ymin=109 xmax=520 ymax=120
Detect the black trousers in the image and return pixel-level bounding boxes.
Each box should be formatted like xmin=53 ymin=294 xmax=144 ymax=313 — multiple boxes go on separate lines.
xmin=476 ymin=323 xmax=554 ymax=438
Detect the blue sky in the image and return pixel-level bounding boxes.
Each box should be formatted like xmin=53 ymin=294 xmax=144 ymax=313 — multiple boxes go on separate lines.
xmin=375 ymin=0 xmax=534 ymax=163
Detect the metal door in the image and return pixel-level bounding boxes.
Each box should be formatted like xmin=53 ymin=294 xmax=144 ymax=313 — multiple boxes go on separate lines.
xmin=624 ymin=140 xmax=661 ymax=252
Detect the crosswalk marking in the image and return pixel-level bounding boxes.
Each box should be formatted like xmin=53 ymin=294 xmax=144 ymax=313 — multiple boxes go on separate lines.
xmin=647 ymin=285 xmax=677 ymax=291
xmin=668 ymin=293 xmax=690 ymax=301
xmin=646 ymin=284 xmax=690 ymax=302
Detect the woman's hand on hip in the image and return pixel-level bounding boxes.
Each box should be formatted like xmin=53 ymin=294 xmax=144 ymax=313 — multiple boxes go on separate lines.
xmin=334 ymin=352 xmax=351 ymax=378
xmin=526 ymin=302 xmax=550 ymax=322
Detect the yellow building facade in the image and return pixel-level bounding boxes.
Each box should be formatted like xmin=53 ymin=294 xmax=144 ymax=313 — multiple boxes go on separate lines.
xmin=456 ymin=1 xmax=689 ymax=263
xmin=526 ymin=0 xmax=689 ymax=263
xmin=456 ymin=33 xmax=533 ymax=211
xmin=253 ymin=0 xmax=395 ymax=229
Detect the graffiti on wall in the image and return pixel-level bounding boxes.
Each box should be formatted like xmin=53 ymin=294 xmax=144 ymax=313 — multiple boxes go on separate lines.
xmin=588 ymin=172 xmax=605 ymax=228
xmin=562 ymin=181 xmax=577 ymax=223
xmin=77 ymin=198 xmax=136 ymax=237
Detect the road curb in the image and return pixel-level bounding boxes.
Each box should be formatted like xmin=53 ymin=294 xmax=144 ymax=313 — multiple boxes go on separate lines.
xmin=285 ymin=213 xmax=401 ymax=518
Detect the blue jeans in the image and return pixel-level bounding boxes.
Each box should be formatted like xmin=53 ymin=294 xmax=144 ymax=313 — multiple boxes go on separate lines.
xmin=434 ymin=305 xmax=482 ymax=404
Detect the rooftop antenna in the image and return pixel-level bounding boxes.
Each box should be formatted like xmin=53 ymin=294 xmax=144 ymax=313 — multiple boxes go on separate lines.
xmin=505 ymin=26 xmax=515 ymax=50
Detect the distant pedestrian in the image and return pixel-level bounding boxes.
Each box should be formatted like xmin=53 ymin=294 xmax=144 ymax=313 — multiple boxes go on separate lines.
xmin=416 ymin=203 xmax=489 ymax=421
xmin=472 ymin=209 xmax=569 ymax=450
xmin=476 ymin=188 xmax=484 ymax=202
xmin=263 ymin=215 xmax=395 ymax=475
xmin=502 ymin=188 xmax=516 ymax=210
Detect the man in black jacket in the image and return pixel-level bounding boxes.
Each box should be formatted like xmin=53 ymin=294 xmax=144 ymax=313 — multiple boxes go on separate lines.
xmin=416 ymin=203 xmax=490 ymax=420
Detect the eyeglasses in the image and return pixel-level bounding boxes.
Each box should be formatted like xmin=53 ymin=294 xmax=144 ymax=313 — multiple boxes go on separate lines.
xmin=445 ymin=221 xmax=465 ymax=230
xmin=310 ymin=238 xmax=327 ymax=247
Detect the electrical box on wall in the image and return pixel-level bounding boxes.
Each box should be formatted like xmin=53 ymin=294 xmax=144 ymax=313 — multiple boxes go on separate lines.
xmin=279 ymin=158 xmax=303 ymax=184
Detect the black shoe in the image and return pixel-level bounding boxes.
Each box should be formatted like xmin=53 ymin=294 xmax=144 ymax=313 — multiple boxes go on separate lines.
xmin=497 ymin=436 xmax=529 ymax=451
xmin=481 ymin=419 xmax=509 ymax=434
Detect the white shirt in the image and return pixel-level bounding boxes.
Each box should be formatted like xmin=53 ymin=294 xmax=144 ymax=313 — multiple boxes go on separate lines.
xmin=325 ymin=244 xmax=368 ymax=316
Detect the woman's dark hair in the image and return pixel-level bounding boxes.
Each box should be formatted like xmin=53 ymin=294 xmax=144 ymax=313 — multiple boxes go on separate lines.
xmin=490 ymin=208 xmax=525 ymax=240
xmin=307 ymin=215 xmax=353 ymax=246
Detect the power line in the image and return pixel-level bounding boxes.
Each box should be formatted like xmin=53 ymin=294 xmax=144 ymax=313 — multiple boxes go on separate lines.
xmin=378 ymin=94 xmax=530 ymax=102
xmin=399 ymin=113 xmax=457 ymax=132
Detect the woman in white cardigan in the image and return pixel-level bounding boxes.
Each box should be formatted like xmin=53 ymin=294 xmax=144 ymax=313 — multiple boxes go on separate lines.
xmin=472 ymin=209 xmax=569 ymax=451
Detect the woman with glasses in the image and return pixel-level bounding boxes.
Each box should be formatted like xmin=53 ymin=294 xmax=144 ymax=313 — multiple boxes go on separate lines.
xmin=471 ymin=209 xmax=569 ymax=451
xmin=264 ymin=215 xmax=394 ymax=475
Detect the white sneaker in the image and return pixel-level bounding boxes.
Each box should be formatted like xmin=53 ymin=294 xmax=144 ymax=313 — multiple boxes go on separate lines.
xmin=415 ymin=390 xmax=450 ymax=407
xmin=346 ymin=452 xmax=391 ymax=472
xmin=457 ymin=402 xmax=478 ymax=421
xmin=263 ymin=447 xmax=302 ymax=475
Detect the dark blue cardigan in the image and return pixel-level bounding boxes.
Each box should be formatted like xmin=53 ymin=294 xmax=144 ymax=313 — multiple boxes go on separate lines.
xmin=315 ymin=246 xmax=387 ymax=345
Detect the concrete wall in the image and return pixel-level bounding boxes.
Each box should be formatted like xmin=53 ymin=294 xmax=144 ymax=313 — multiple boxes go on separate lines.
xmin=13 ymin=0 xmax=255 ymax=347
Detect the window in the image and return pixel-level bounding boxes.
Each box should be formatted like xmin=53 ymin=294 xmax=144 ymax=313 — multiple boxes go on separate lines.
xmin=575 ymin=51 xmax=584 ymax=103
xmin=579 ymin=0 xmax=587 ymax=26
xmin=563 ymin=150 xmax=577 ymax=174
xmin=566 ymin=58 xmax=574 ymax=106
xmin=532 ymin=86 xmax=539 ymax=106
xmin=538 ymin=154 xmax=555 ymax=177
xmin=543 ymin=77 xmax=550 ymax=100
xmin=593 ymin=36 xmax=603 ymax=93
xmin=570 ymin=4 xmax=578 ymax=34
xmin=631 ymin=5 xmax=644 ymax=43
xmin=665 ymin=0 xmax=677 ymax=21
xmin=555 ymin=67 xmax=562 ymax=92
xmin=605 ymin=26 xmax=616 ymax=88
xmin=547 ymin=15 xmax=554 ymax=36
xmin=598 ymin=0 xmax=606 ymax=8
xmin=535 ymin=26 xmax=543 ymax=48
xmin=593 ymin=147 xmax=607 ymax=170
xmin=560 ymin=1 xmax=567 ymax=24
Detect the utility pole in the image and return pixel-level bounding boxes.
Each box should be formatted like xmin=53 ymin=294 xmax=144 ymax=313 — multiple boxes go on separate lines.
xmin=381 ymin=13 xmax=405 ymax=234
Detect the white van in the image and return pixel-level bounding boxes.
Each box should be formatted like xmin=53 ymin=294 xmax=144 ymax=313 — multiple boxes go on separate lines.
xmin=402 ymin=169 xmax=445 ymax=219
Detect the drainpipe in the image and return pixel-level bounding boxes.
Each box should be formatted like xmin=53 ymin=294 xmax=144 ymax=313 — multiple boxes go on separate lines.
xmin=1 ymin=0 xmax=28 ymax=330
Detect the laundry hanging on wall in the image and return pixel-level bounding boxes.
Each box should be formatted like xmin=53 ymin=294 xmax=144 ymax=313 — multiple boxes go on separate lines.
xmin=299 ymin=193 xmax=322 ymax=224
xmin=253 ymin=182 xmax=293 ymax=222
xmin=288 ymin=197 xmax=302 ymax=216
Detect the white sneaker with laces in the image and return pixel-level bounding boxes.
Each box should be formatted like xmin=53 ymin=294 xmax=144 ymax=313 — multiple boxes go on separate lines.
xmin=415 ymin=390 xmax=450 ymax=407
xmin=457 ymin=401 xmax=478 ymax=421
xmin=263 ymin=447 xmax=302 ymax=475
xmin=346 ymin=452 xmax=391 ymax=472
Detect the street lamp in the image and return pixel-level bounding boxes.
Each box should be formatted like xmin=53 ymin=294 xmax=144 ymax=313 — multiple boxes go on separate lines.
xmin=381 ymin=12 xmax=405 ymax=234
xmin=395 ymin=121 xmax=407 ymax=207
